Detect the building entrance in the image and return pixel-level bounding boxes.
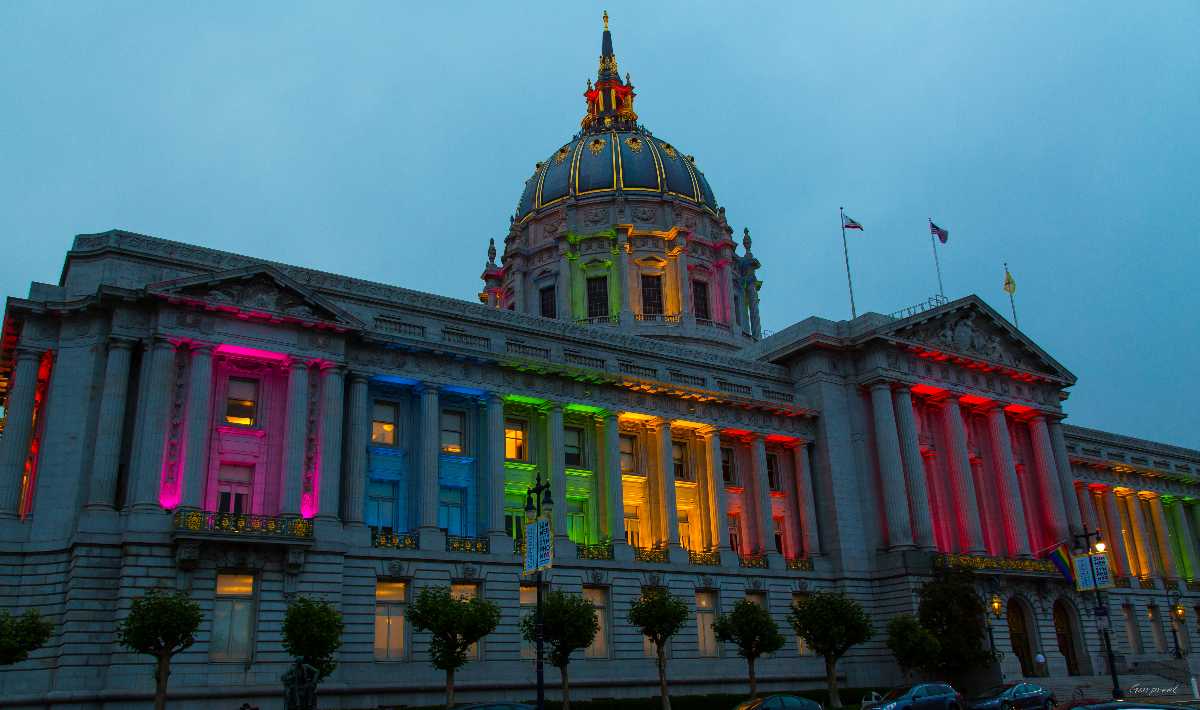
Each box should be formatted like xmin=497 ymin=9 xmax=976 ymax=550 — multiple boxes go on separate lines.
xmin=1008 ymin=597 xmax=1037 ymax=677
xmin=1053 ymin=598 xmax=1083 ymax=676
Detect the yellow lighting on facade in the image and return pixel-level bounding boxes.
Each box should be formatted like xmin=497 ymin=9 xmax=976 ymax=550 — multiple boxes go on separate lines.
xmin=618 ymin=412 xmax=657 ymax=423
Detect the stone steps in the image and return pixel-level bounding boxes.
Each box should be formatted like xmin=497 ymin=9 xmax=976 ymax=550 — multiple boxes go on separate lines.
xmin=1033 ymin=673 xmax=1197 ymax=705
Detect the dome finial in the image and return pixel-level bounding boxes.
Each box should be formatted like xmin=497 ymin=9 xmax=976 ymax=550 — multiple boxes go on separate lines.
xmin=742 ymin=227 xmax=753 ymax=254
xmin=603 ymin=10 xmax=608 ymax=31
xmin=487 ymin=237 xmax=497 ymax=266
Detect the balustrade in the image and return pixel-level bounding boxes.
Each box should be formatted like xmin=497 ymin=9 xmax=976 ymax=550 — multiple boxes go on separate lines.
xmin=173 ymin=508 xmax=313 ymax=541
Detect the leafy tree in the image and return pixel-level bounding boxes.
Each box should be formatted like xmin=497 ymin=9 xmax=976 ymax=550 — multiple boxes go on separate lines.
xmin=628 ymin=587 xmax=690 ymax=710
xmin=405 ymin=586 xmax=501 ymax=709
xmin=282 ymin=596 xmax=344 ymax=682
xmin=0 ymin=608 xmax=53 ymax=665
xmin=519 ymin=590 xmax=598 ymax=710
xmin=712 ymin=599 xmax=785 ymax=698
xmin=788 ymin=591 xmax=872 ymax=708
xmin=886 ymin=614 xmax=940 ymax=679
xmin=918 ymin=566 xmax=994 ymax=677
xmin=117 ymin=589 xmax=202 ymax=710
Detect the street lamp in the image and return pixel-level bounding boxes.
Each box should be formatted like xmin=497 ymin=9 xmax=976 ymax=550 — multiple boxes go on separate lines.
xmin=1167 ymin=587 xmax=1185 ymax=659
xmin=985 ymin=590 xmax=1004 ymax=679
xmin=524 ymin=471 xmax=553 ymax=710
xmin=1074 ymin=524 xmax=1122 ymax=700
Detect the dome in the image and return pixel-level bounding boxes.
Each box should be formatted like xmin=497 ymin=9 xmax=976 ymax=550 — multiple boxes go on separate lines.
xmin=515 ymin=130 xmax=719 ymax=220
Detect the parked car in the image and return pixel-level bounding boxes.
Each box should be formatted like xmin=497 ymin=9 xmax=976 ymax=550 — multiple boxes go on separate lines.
xmin=969 ymin=683 xmax=1056 ymax=710
xmin=455 ymin=704 xmax=535 ymax=710
xmin=1073 ymin=705 xmax=1192 ymax=710
xmin=870 ymin=683 xmax=964 ymax=710
xmin=733 ymin=694 xmax=824 ymax=710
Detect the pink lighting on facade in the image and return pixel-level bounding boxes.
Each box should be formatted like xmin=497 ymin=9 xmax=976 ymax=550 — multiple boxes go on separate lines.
xmin=215 ymin=343 xmax=289 ymax=361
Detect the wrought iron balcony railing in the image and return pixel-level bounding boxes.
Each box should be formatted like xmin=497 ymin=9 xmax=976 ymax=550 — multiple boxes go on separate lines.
xmin=173 ymin=508 xmax=313 ymax=540
xmin=786 ymin=557 xmax=814 ymax=571
xmin=634 ymin=544 xmax=670 ymax=563
xmin=688 ymin=549 xmax=721 ymax=566
xmin=577 ymin=540 xmax=614 ymax=560
xmin=372 ymin=529 xmax=418 ymax=549
xmin=739 ymin=553 xmax=768 ymax=569
xmin=447 ymin=535 xmax=490 ymax=554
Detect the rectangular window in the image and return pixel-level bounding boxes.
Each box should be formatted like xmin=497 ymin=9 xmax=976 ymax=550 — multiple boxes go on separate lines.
xmin=619 ymin=434 xmax=638 ymax=474
xmin=564 ymin=426 xmax=584 ymax=468
xmin=793 ymin=592 xmax=814 ymax=655
xmin=211 ymin=574 xmax=255 ymax=661
xmin=567 ymin=499 xmax=586 ymax=543
xmin=438 ymin=487 xmax=465 ymax=535
xmin=721 ymin=447 xmax=737 ymax=485
xmin=520 ymin=584 xmax=537 ymax=659
xmin=1122 ymin=604 xmax=1142 ymax=654
xmin=505 ymin=509 xmax=525 ymax=541
xmin=366 ymin=480 xmax=397 ymax=531
xmin=374 ymin=581 xmax=407 ymax=660
xmin=745 ymin=591 xmax=767 ymax=607
xmin=584 ymin=587 xmax=609 ymax=658
xmin=692 ymin=280 xmax=711 ymax=321
xmin=586 ymin=276 xmax=609 ymax=319
xmin=672 ymin=441 xmax=690 ymax=481
xmin=540 ymin=286 xmax=556 ymax=319
xmin=696 ymin=591 xmax=718 ymax=657
xmin=440 ymin=410 xmax=466 ymax=454
xmin=225 ymin=378 xmax=259 ymax=427
xmin=678 ymin=510 xmax=693 ymax=552
xmin=728 ymin=513 xmax=742 ymax=554
xmin=371 ymin=401 xmax=398 ymax=446
xmin=766 ymin=453 xmax=782 ymax=491
xmin=1148 ymin=605 xmax=1168 ymax=653
xmin=641 ymin=274 xmax=663 ymax=316
xmin=217 ymin=464 xmax=253 ymax=515
xmin=505 ymin=419 xmax=527 ymax=460
xmin=773 ymin=516 xmax=785 ymax=555
xmin=625 ymin=505 xmax=641 ymax=548
xmin=451 ymin=583 xmax=480 ymax=659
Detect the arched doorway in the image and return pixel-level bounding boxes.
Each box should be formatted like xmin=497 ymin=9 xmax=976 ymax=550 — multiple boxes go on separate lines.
xmin=1007 ymin=596 xmax=1037 ymax=677
xmin=1053 ymin=598 xmax=1084 ymax=675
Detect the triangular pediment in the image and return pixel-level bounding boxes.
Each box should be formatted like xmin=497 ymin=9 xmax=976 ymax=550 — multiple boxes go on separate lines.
xmin=875 ymin=296 xmax=1075 ymax=384
xmin=148 ymin=265 xmax=363 ymax=329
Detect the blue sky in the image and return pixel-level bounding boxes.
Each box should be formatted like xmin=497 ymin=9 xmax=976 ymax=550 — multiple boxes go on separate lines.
xmin=2 ymin=2 xmax=1198 ymax=447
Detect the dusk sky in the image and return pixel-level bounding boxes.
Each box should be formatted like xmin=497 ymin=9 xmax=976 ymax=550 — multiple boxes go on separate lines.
xmin=2 ymin=2 xmax=1197 ymax=447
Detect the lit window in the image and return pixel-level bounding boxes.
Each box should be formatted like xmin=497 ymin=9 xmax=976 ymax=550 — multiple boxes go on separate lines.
xmin=440 ymin=410 xmax=466 ymax=454
xmin=773 ymin=516 xmax=785 ymax=555
xmin=728 ymin=513 xmax=742 ymax=554
xmin=371 ymin=401 xmax=398 ymax=445
xmin=452 ymin=583 xmax=480 ymax=659
xmin=678 ymin=510 xmax=694 ymax=552
xmin=692 ymin=280 xmax=711 ymax=321
xmin=505 ymin=506 xmax=525 ymax=541
xmin=540 ymin=286 xmax=556 ymax=319
xmin=672 ymin=441 xmax=690 ymax=481
xmin=745 ymin=591 xmax=766 ymax=607
xmin=374 ymin=581 xmax=407 ymax=660
xmin=586 ymin=277 xmax=609 ymax=319
xmin=696 ymin=591 xmax=718 ymax=657
xmin=564 ymin=426 xmax=584 ymax=468
xmin=721 ymin=447 xmax=737 ymax=485
xmin=211 ymin=574 xmax=255 ymax=661
xmin=584 ymin=587 xmax=609 ymax=658
xmin=438 ymin=487 xmax=465 ymax=535
xmin=567 ymin=499 xmax=586 ymax=543
xmin=793 ymin=592 xmax=814 ymax=655
xmin=366 ymin=480 xmax=396 ymax=532
xmin=625 ymin=505 xmax=641 ymax=548
xmin=619 ymin=434 xmax=638 ymax=474
xmin=505 ymin=419 xmax=527 ymax=460
xmin=217 ymin=464 xmax=252 ymax=515
xmin=641 ymin=275 xmax=664 ymax=316
xmin=225 ymin=378 xmax=258 ymax=426
xmin=766 ymin=453 xmax=782 ymax=491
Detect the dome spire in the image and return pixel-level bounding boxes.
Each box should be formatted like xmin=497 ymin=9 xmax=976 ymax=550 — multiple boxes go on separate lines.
xmin=581 ymin=11 xmax=637 ymax=132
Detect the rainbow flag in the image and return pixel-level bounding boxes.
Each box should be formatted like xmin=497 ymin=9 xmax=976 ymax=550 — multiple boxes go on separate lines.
xmin=1044 ymin=543 xmax=1074 ymax=584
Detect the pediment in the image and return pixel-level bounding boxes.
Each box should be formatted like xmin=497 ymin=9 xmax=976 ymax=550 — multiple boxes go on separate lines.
xmin=877 ymin=296 xmax=1075 ymax=384
xmin=148 ymin=265 xmax=363 ymax=329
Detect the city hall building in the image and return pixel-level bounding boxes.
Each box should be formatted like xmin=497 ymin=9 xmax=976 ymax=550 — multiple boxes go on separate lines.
xmin=3 ymin=16 xmax=1200 ymax=710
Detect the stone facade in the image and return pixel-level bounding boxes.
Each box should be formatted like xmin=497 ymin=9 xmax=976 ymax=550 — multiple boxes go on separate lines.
xmin=3 ymin=16 xmax=1200 ymax=710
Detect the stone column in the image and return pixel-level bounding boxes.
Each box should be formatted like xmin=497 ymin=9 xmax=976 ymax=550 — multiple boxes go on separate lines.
xmin=750 ymin=435 xmax=778 ymax=564
xmin=130 ymin=337 xmax=179 ymax=512
xmin=85 ymin=340 xmax=135 ymax=511
xmin=418 ymin=384 xmax=442 ymax=545
xmin=1149 ymin=495 xmax=1180 ymax=580
xmin=316 ymin=365 xmax=344 ymax=521
xmin=676 ymin=244 xmax=692 ymax=324
xmin=986 ymin=405 xmax=1031 ymax=557
xmin=869 ymin=382 xmax=913 ymax=549
xmin=1029 ymin=415 xmax=1070 ymax=543
xmin=1125 ymin=492 xmax=1155 ymax=578
xmin=705 ymin=429 xmax=733 ymax=564
xmin=179 ymin=343 xmax=214 ymax=510
xmin=546 ymin=403 xmax=569 ymax=535
xmin=656 ymin=421 xmax=682 ymax=551
xmin=485 ymin=394 xmax=509 ymax=548
xmin=556 ymin=252 xmax=572 ymax=320
xmin=1048 ymin=418 xmax=1084 ymax=535
xmin=795 ymin=441 xmax=821 ymax=557
xmin=618 ymin=233 xmax=633 ymax=326
xmin=1076 ymin=484 xmax=1099 ymax=533
xmin=1100 ymin=487 xmax=1133 ymax=577
xmin=1171 ymin=501 xmax=1200 ymax=581
xmin=342 ymin=373 xmax=369 ymax=526
xmin=747 ymin=288 xmax=762 ymax=339
xmin=603 ymin=414 xmax=631 ymax=559
xmin=893 ymin=386 xmax=936 ymax=550
xmin=281 ymin=360 xmax=310 ymax=516
xmin=0 ymin=348 xmax=43 ymax=517
xmin=943 ymin=397 xmax=986 ymax=553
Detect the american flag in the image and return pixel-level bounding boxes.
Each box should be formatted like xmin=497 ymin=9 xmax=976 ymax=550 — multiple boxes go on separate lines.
xmin=930 ymin=221 xmax=949 ymax=243
xmin=842 ymin=213 xmax=863 ymax=230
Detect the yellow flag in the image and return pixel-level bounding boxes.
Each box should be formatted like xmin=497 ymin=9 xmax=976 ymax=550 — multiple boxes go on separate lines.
xmin=1003 ymin=268 xmax=1016 ymax=295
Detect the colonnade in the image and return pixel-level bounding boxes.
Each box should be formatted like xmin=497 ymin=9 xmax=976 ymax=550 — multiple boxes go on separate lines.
xmin=1082 ymin=483 xmax=1200 ymax=582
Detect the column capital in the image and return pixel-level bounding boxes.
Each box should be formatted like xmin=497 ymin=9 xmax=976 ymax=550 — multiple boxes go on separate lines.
xmin=12 ymin=345 xmax=43 ymax=362
xmin=106 ymin=336 xmax=139 ymax=351
xmin=149 ymin=334 xmax=176 ymax=351
xmin=286 ymin=357 xmax=310 ymax=372
xmin=317 ymin=360 xmax=345 ymax=374
xmin=892 ymin=383 xmax=914 ymax=395
xmin=348 ymin=371 xmax=370 ymax=385
xmin=188 ymin=341 xmax=216 ymax=355
xmin=416 ymin=381 xmax=440 ymax=395
xmin=486 ymin=392 xmax=504 ymax=405
xmin=539 ymin=400 xmax=563 ymax=413
xmin=865 ymin=379 xmax=894 ymax=392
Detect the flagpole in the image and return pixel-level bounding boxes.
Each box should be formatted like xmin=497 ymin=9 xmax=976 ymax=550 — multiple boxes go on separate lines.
xmin=1005 ymin=261 xmax=1019 ymax=328
xmin=840 ymin=206 xmax=857 ymax=319
xmin=929 ymin=218 xmax=945 ymax=299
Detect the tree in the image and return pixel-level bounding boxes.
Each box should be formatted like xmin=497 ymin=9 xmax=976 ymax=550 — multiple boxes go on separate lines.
xmin=519 ymin=590 xmax=598 ymax=710
xmin=628 ymin=587 xmax=690 ymax=710
xmin=0 ymin=609 xmax=53 ymax=666
xmin=788 ymin=591 xmax=872 ymax=709
xmin=712 ymin=599 xmax=785 ymax=698
xmin=886 ymin=614 xmax=940 ymax=680
xmin=282 ymin=596 xmax=345 ymax=682
xmin=918 ymin=566 xmax=994 ymax=678
xmin=117 ymin=589 xmax=202 ymax=710
xmin=405 ymin=586 xmax=501 ymax=709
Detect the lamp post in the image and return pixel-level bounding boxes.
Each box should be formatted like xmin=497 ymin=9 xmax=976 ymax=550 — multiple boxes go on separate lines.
xmin=988 ymin=592 xmax=1004 ymax=680
xmin=524 ymin=471 xmax=553 ymax=710
xmin=1167 ymin=587 xmax=1184 ymax=659
xmin=1074 ymin=524 xmax=1122 ymax=699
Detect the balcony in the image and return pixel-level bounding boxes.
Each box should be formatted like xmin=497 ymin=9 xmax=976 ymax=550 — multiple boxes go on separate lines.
xmin=688 ymin=548 xmax=721 ymax=566
xmin=739 ymin=553 xmax=768 ymax=569
xmin=372 ymin=529 xmax=418 ymax=549
xmin=575 ymin=315 xmax=618 ymax=326
xmin=634 ymin=544 xmax=670 ymax=563
xmin=635 ymin=313 xmax=681 ymax=323
xmin=577 ymin=540 xmax=614 ymax=560
xmin=786 ymin=557 xmax=814 ymax=572
xmin=172 ymin=508 xmax=312 ymax=543
xmin=447 ymin=534 xmax=490 ymax=554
